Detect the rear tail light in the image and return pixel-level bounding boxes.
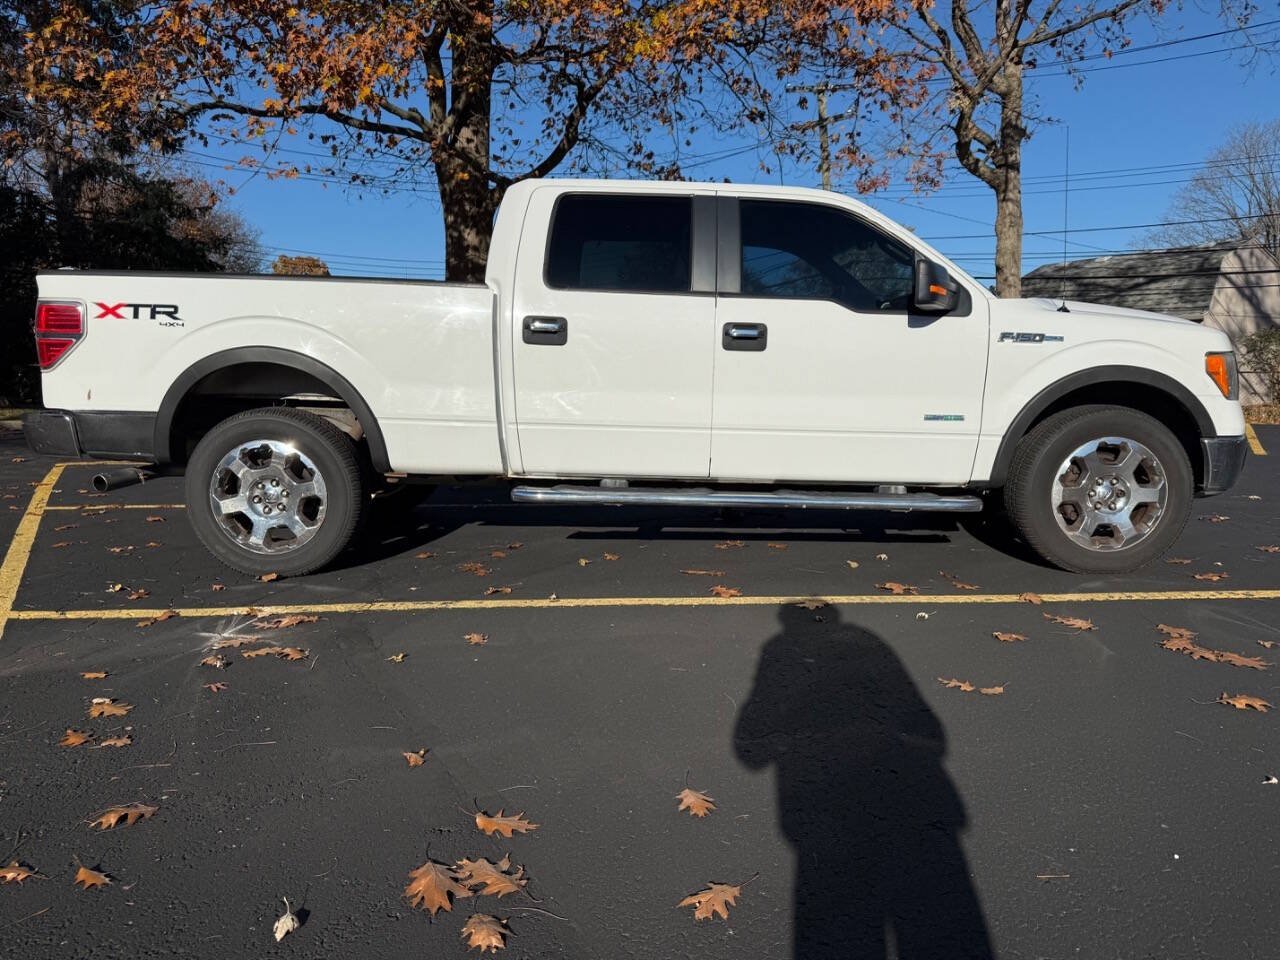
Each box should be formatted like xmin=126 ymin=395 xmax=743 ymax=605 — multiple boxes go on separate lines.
xmin=33 ymin=301 xmax=85 ymax=369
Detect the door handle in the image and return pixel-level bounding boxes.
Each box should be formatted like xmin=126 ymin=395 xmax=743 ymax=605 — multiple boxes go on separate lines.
xmin=523 ymin=315 xmax=568 ymax=345
xmin=722 ymin=322 xmax=767 ymax=351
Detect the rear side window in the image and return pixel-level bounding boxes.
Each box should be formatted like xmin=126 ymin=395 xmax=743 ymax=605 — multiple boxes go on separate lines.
xmin=739 ymin=199 xmax=914 ymax=312
xmin=546 ymin=194 xmax=692 ymax=293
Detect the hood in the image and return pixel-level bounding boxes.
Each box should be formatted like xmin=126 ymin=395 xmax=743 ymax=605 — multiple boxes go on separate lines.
xmin=1016 ymin=298 xmax=1195 ymax=326
xmin=989 ymin=296 xmax=1232 ymax=355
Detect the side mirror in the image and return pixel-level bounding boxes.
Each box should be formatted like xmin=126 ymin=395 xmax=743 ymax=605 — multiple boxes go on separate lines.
xmin=913 ymin=258 xmax=959 ymax=313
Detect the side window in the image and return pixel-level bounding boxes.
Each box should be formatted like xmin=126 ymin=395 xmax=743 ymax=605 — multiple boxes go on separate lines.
xmin=739 ymin=199 xmax=915 ymax=311
xmin=546 ymin=194 xmax=692 ymax=293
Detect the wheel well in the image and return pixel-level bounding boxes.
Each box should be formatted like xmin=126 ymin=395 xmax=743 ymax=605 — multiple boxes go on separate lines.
xmin=995 ymin=381 xmax=1206 ymax=488
xmin=165 ymin=362 xmax=369 ymax=467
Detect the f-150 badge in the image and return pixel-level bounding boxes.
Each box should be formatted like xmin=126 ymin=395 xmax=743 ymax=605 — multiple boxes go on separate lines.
xmin=998 ymin=331 xmax=1064 ymax=343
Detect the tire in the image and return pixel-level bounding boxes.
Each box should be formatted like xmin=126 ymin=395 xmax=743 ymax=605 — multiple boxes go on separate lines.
xmin=185 ymin=407 xmax=365 ymax=577
xmin=1004 ymin=405 xmax=1192 ymax=574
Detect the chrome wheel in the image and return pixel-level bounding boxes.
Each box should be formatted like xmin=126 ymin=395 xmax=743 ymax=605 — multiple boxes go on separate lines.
xmin=207 ymin=439 xmax=327 ymax=555
xmin=1051 ymin=436 xmax=1167 ymax=552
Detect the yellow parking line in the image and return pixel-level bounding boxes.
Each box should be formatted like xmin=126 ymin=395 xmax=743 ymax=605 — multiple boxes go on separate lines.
xmin=6 ymin=587 xmax=1280 ymax=625
xmin=54 ymin=460 xmax=147 ymax=468
xmin=43 ymin=503 xmax=186 ymax=512
xmin=1246 ymin=423 xmax=1267 ymax=456
xmin=0 ymin=464 xmax=65 ymax=641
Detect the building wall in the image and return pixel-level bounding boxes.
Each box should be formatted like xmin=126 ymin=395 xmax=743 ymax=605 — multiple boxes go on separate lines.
xmin=1203 ymin=246 xmax=1280 ymax=404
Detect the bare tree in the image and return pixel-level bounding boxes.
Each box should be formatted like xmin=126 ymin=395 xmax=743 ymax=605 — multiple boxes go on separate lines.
xmin=1146 ymin=119 xmax=1280 ymax=263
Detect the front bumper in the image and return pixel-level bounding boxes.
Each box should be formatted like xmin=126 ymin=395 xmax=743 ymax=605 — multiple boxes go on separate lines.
xmin=1199 ymin=435 xmax=1248 ymax=496
xmin=23 ymin=409 xmax=157 ymax=461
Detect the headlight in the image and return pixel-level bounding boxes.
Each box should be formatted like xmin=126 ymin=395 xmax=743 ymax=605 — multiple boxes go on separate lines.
xmin=1205 ymin=351 xmax=1239 ymax=400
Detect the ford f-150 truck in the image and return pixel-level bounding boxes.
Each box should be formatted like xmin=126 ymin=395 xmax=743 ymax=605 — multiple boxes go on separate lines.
xmin=25 ymin=179 xmax=1247 ymax=577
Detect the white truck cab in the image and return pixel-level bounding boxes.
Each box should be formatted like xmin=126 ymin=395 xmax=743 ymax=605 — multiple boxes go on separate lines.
xmin=26 ymin=178 xmax=1248 ymax=576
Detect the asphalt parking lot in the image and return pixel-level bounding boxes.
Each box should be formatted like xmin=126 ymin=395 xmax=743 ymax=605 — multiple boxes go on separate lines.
xmin=1 ymin=423 xmax=1279 ymax=959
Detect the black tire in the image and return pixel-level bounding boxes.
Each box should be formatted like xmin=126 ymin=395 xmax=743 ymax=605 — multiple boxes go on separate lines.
xmin=1004 ymin=405 xmax=1193 ymax=574
xmin=185 ymin=407 xmax=365 ymax=577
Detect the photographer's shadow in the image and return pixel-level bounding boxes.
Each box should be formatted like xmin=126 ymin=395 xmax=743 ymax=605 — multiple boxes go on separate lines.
xmin=734 ymin=606 xmax=993 ymax=959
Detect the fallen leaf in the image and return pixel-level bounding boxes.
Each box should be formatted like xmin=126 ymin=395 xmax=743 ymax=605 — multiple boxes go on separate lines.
xmin=254 ymin=614 xmax=318 ymax=629
xmin=210 ymin=635 xmax=261 ymax=649
xmin=108 ymin=545 xmax=133 ymax=554
xmin=145 ymin=541 xmax=162 ymax=548
xmin=0 ymin=862 xmax=38 ymax=884
xmin=715 ymin=540 xmax=746 ymax=550
xmin=211 ymin=583 xmax=226 ymax=592
xmin=88 ymin=698 xmax=133 ymax=718
xmin=603 ymin=552 xmax=620 ymax=561
xmin=460 ymin=562 xmax=491 ymax=577
xmin=201 ymin=654 xmax=230 ymax=670
xmin=915 ymin=611 xmax=930 ymax=621
xmin=404 ymin=749 xmax=427 ymax=767
xmin=1218 ymin=651 xmax=1272 ymax=669
xmin=80 ymin=671 xmax=107 ymax=679
xmin=484 ymin=586 xmax=512 ymax=596
xmin=1019 ymin=592 xmax=1043 ymax=605
xmin=875 ymin=552 xmax=889 ymax=561
xmin=507 ymin=542 xmax=523 ymax=550
xmin=126 ymin=588 xmax=150 ymax=601
xmin=145 ymin=515 xmax=165 ymax=523
xmin=259 ymin=572 xmax=279 ymax=582
xmin=474 ymin=809 xmax=538 ymax=838
xmin=1153 ymin=629 xmax=1271 ymax=669
xmin=710 ymin=585 xmax=742 ymax=598
xmin=1043 ymin=614 xmax=1095 ymax=631
xmin=107 ymin=583 xmax=124 ymax=593
xmin=51 ymin=541 xmax=71 ymax=548
xmin=241 ymin=646 xmax=309 ymax=661
xmin=90 ymin=802 xmax=157 ymax=830
xmin=455 ymin=855 xmax=527 ymax=897
xmin=1263 ymin=775 xmax=1279 ymax=784
xmin=937 ymin=677 xmax=976 ymax=692
xmin=54 ymin=523 xmax=76 ymax=532
xmin=1216 ymin=692 xmax=1272 ymax=713
xmin=846 ymin=560 xmax=859 ymax=569
xmin=679 ymin=881 xmax=742 ymax=921
xmin=577 ymin=558 xmax=591 ymax=567
xmin=404 ymin=859 xmax=470 ymax=915
xmin=766 ymin=543 xmax=788 ymax=550
xmin=1203 ymin=514 xmax=1230 ymax=523
xmin=60 ymin=729 xmax=92 ymax=747
xmin=876 ymin=581 xmax=919 ymax=595
xmin=136 ymin=610 xmax=176 ymax=628
xmin=465 ymin=632 xmax=489 ymax=646
xmin=680 ymin=568 xmax=725 ymax=577
xmin=489 ymin=550 xmax=506 ymax=559
xmin=1258 ymin=640 xmax=1277 ymax=649
xmin=416 ymin=550 xmax=438 ymax=559
xmin=461 ymin=914 xmax=511 ymax=953
xmin=794 ymin=599 xmax=826 ymax=610
xmin=274 ymin=897 xmax=300 ymax=942
xmin=992 ymin=632 xmax=1027 ymax=643
xmin=1193 ymin=571 xmax=1230 ymax=582
xmin=676 ymin=788 xmax=716 ymax=818
xmin=1166 ymin=557 xmax=1193 ymax=565
xmin=980 ymin=685 xmax=1006 ymax=696
xmin=1257 ymin=546 xmax=1280 ymax=554
xmin=91 ymin=735 xmax=132 ymax=749
xmin=73 ymin=865 xmax=110 ymax=890
xmin=204 ymin=682 xmax=228 ymax=693
xmin=939 ymin=571 xmax=979 ymax=590
xmin=385 ymin=652 xmax=407 ymax=663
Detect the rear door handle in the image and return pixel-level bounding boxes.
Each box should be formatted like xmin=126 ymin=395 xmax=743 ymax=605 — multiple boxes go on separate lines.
xmin=723 ymin=322 xmax=767 ymax=351
xmin=523 ymin=315 xmax=567 ymax=345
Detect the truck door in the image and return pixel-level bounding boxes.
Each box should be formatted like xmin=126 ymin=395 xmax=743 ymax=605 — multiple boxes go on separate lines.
xmin=710 ymin=195 xmax=988 ymax=484
xmin=510 ymin=188 xmax=717 ymax=478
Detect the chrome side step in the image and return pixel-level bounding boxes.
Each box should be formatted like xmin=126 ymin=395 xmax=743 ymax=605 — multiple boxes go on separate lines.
xmin=510 ymin=485 xmax=983 ymax=513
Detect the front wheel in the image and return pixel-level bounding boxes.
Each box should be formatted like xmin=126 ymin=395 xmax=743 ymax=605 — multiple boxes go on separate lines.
xmin=1004 ymin=405 xmax=1193 ymax=574
xmin=186 ymin=407 xmax=365 ymax=577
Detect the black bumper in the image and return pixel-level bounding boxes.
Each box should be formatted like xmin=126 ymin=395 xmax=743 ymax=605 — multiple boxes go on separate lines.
xmin=1199 ymin=435 xmax=1248 ymax=496
xmin=23 ymin=410 xmax=157 ymax=461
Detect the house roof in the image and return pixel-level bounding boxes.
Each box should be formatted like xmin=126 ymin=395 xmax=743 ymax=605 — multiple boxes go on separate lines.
xmin=1020 ymin=245 xmax=1232 ymax=320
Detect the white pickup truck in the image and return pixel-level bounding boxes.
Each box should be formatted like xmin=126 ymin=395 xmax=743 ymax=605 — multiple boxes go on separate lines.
xmin=26 ymin=179 xmax=1247 ymax=576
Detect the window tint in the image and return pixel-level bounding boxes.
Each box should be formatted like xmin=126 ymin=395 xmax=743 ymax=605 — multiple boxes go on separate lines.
xmin=546 ymin=194 xmax=692 ymax=293
xmin=740 ymin=199 xmax=915 ymax=311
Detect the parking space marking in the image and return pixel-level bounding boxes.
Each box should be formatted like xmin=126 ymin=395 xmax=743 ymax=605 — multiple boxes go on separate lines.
xmin=0 ymin=464 xmax=66 ymax=641
xmin=1246 ymin=423 xmax=1268 ymax=456
xmin=6 ymin=587 xmax=1280 ymax=626
xmin=42 ymin=503 xmax=186 ymax=512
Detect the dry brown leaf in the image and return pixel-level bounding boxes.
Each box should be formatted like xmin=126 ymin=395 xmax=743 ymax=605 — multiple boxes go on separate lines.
xmin=489 ymin=550 xmax=506 ymax=559
xmin=107 ymin=545 xmax=133 ymax=554
xmin=1217 ymin=651 xmax=1272 ymax=670
xmin=766 ymin=542 xmax=788 ymax=550
xmin=877 ymin=581 xmax=919 ymax=595
xmin=88 ymin=698 xmax=133 ymax=718
xmin=676 ymin=788 xmax=716 ymax=818
xmin=937 ymin=677 xmax=976 ymax=692
xmin=680 ymin=568 xmax=725 ymax=576
xmin=577 ymin=557 xmax=591 ymax=567
xmin=0 ymin=861 xmax=38 ymax=884
xmin=211 ymin=583 xmax=226 ymax=592
xmin=484 ymin=585 xmax=512 ymax=596
xmin=73 ymin=865 xmax=110 ymax=890
xmin=54 ymin=524 xmax=76 ymax=532
xmin=210 ymin=635 xmax=260 ymax=649
xmin=107 ymin=583 xmax=124 ymax=593
xmin=145 ymin=515 xmax=165 ymax=522
xmin=507 ymin=542 xmax=523 ymax=550
xmin=1193 ymin=571 xmax=1230 ymax=582
xmin=939 ymin=571 xmax=979 ymax=590
xmin=91 ymin=802 xmax=157 ymax=830
xmin=1166 ymin=557 xmax=1193 ymax=564
xmin=460 ymin=562 xmax=491 ymax=577
xmin=259 ymin=572 xmax=279 ymax=582
xmin=461 ymin=914 xmax=511 ymax=953
xmin=403 ymin=749 xmax=427 ymax=767
xmin=80 ymin=671 xmax=107 ymax=679
xmin=204 ymin=682 xmax=228 ymax=693
xmin=979 ymin=685 xmax=1006 ymax=696
xmin=145 ymin=541 xmax=162 ymax=548
xmin=603 ymin=552 xmax=620 ymax=561
xmin=474 ymin=809 xmax=538 ymax=838
xmin=1216 ymin=692 xmax=1272 ymax=713
xmin=91 ymin=735 xmax=132 ymax=749
xmin=1257 ymin=545 xmax=1280 ymax=554
xmin=465 ymin=632 xmax=489 ymax=646
xmin=254 ymin=614 xmax=318 ymax=630
xmin=51 ymin=541 xmax=72 ymax=548
xmin=1019 ymin=592 xmax=1043 ymax=604
xmin=455 ymin=855 xmax=527 ymax=897
xmin=714 ymin=540 xmax=746 ymax=550
xmin=201 ymin=654 xmax=229 ymax=670
xmin=1258 ymin=640 xmax=1277 ymax=649
xmin=709 ymin=585 xmax=742 ymax=598
xmin=794 ymin=599 xmax=827 ymax=610
xmin=242 ymin=646 xmax=308 ymax=661
xmin=1043 ymin=614 xmax=1096 ymax=631
xmin=679 ymin=881 xmax=742 ymax=922
xmin=126 ymin=588 xmax=149 ymax=601
xmin=404 ymin=859 xmax=470 ymax=915
xmin=992 ymin=632 xmax=1027 ymax=643
xmin=385 ymin=652 xmax=407 ymax=663
xmin=61 ymin=729 xmax=92 ymax=747
xmin=1203 ymin=514 xmax=1230 ymax=523
xmin=846 ymin=560 xmax=859 ymax=569
xmin=136 ymin=610 xmax=176 ymax=628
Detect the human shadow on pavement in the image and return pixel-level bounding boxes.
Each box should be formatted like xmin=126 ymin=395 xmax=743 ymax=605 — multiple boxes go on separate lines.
xmin=734 ymin=606 xmax=994 ymax=960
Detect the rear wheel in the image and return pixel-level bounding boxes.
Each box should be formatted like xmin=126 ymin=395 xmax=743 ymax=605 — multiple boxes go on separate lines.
xmin=186 ymin=407 xmax=364 ymax=577
xmin=1005 ymin=405 xmax=1192 ymax=573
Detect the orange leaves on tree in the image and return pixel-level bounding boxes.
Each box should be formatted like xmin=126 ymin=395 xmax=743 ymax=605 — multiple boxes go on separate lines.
xmin=1216 ymin=693 xmax=1272 ymax=713
xmin=90 ymin=803 xmax=157 ymax=830
xmin=1043 ymin=613 xmax=1095 ymax=631
xmin=709 ymin=585 xmax=741 ymax=598
xmin=679 ymin=881 xmax=743 ymax=921
xmin=474 ymin=809 xmax=538 ymax=838
xmin=461 ymin=913 xmax=511 ymax=953
xmin=404 ymin=859 xmax=470 ymax=915
xmin=455 ymin=855 xmax=527 ymax=897
xmin=88 ymin=698 xmax=133 ymax=718
xmin=675 ymin=788 xmax=715 ymax=817
xmin=73 ymin=865 xmax=110 ymax=890
xmin=876 ymin=581 xmax=919 ymax=595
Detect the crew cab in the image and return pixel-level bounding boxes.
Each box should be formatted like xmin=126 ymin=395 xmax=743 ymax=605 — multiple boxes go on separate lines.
xmin=25 ymin=179 xmax=1247 ymax=576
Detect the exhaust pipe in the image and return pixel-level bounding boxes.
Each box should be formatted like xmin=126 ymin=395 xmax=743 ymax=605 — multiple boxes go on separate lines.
xmin=91 ymin=467 xmax=155 ymax=493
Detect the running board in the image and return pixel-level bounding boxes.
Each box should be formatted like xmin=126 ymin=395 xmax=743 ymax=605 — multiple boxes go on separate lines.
xmin=510 ymin=485 xmax=983 ymax=513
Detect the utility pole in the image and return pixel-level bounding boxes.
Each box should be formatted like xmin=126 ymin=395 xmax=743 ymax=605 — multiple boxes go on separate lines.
xmin=786 ymin=81 xmax=861 ymax=192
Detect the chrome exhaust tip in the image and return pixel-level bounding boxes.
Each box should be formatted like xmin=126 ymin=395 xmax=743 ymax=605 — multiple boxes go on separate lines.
xmin=91 ymin=467 xmax=154 ymax=493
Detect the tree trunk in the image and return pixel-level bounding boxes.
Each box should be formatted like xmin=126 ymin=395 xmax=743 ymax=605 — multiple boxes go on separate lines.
xmin=992 ymin=62 xmax=1025 ymax=299
xmin=436 ymin=156 xmax=497 ymax=282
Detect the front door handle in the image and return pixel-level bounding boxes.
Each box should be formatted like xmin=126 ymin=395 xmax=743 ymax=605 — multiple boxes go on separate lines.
xmin=723 ymin=322 xmax=767 ymax=351
xmin=523 ymin=315 xmax=568 ymax=345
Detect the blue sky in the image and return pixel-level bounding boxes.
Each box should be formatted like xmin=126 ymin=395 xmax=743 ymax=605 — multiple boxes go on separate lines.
xmin=187 ymin=7 xmax=1279 ymax=284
